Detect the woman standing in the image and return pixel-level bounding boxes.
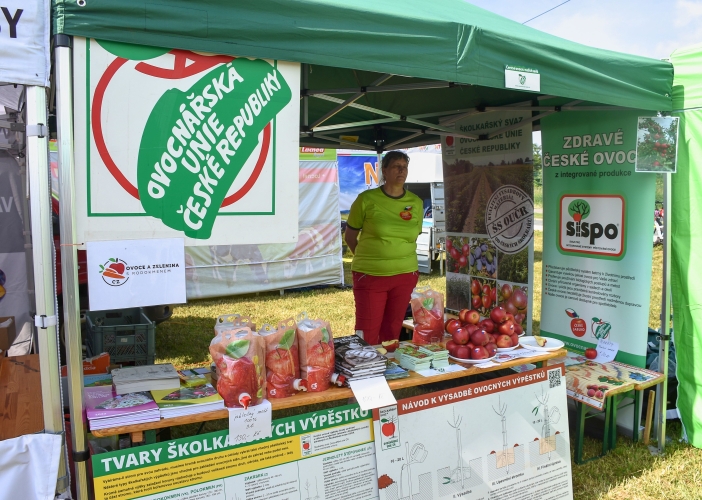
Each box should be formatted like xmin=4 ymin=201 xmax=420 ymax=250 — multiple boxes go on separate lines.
xmin=344 ymin=151 xmax=423 ymax=346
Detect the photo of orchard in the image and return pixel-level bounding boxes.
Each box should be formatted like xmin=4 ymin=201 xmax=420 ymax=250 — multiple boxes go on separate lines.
xmin=635 ymin=116 xmax=679 ymax=173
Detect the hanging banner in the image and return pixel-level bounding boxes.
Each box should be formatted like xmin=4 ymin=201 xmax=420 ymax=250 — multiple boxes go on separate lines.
xmin=0 ymin=0 xmax=49 ymax=87
xmin=373 ymin=365 xmax=572 ymax=500
xmin=184 ymin=153 xmax=343 ymax=299
xmin=442 ymin=111 xmax=535 ymax=335
xmin=73 ymin=38 xmax=300 ymax=246
xmin=91 ymin=404 xmax=378 ymax=500
xmin=540 ymin=110 xmax=655 ymax=367
xmin=87 ymin=238 xmax=186 ymax=311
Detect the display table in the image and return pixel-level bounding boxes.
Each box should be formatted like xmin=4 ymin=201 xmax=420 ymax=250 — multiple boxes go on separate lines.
xmin=564 ymin=358 xmax=665 ymax=463
xmin=90 ymin=348 xmax=566 ymax=442
xmin=0 ymin=354 xmax=45 ymax=440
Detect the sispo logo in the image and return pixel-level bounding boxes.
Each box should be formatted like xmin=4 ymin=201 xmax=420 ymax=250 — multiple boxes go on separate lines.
xmin=560 ymin=195 xmax=625 ymax=258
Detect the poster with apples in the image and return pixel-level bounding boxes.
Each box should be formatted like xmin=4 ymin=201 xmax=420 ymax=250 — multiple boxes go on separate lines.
xmin=442 ymin=111 xmax=535 ymax=360
xmin=72 ymin=37 xmax=300 ymax=246
xmin=373 ymin=365 xmax=573 ymax=500
xmin=87 ymin=238 xmax=186 ymax=311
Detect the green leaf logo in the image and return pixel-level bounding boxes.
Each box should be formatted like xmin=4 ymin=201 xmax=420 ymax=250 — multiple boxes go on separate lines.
xmin=321 ymin=327 xmax=330 ymax=343
xmin=137 ymin=58 xmax=292 ymax=239
xmin=278 ymin=329 xmax=295 ymax=351
xmin=225 ymin=339 xmax=250 ymax=359
xmin=422 ymin=297 xmax=434 ymax=310
xmin=568 ymin=199 xmax=590 ymax=222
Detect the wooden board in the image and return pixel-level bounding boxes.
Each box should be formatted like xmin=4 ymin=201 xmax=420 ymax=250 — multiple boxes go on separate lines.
xmin=0 ymin=354 xmax=44 ymax=440
xmin=90 ymin=348 xmax=566 ymax=438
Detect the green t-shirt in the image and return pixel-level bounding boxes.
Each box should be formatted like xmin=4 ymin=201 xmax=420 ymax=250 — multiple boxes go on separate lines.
xmin=347 ymin=187 xmax=423 ymax=276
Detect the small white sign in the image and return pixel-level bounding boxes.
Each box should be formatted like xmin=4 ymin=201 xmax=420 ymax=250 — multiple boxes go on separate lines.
xmin=87 ymin=238 xmax=186 ymax=311
xmin=505 ymin=65 xmax=540 ymax=92
xmin=415 ymin=364 xmax=467 ymax=378
xmin=228 ymin=400 xmax=273 ymax=445
xmin=349 ymin=377 xmax=397 ymax=411
xmin=594 ymin=339 xmax=619 ymax=363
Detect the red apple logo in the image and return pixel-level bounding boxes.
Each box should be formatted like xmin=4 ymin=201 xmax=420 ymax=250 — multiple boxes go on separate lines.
xmin=303 ymin=442 xmax=310 ymax=450
xmin=108 ymin=262 xmax=125 ymax=275
xmin=380 ymin=418 xmax=396 ymax=437
xmin=100 ymin=258 xmax=128 ymax=286
xmin=565 ymin=308 xmax=586 ymax=337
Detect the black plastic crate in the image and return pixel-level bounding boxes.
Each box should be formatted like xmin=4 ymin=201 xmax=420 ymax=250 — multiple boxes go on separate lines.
xmin=85 ymin=308 xmax=155 ymax=365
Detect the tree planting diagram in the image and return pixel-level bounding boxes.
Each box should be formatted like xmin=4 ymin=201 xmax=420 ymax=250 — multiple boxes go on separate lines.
xmin=373 ymin=365 xmax=573 ymax=500
xmin=437 ymin=408 xmax=483 ymax=497
xmin=529 ymin=388 xmax=567 ymax=467
xmin=487 ymin=397 xmax=525 ymax=481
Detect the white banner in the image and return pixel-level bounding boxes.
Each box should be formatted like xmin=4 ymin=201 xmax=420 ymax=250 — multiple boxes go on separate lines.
xmin=0 ymin=0 xmax=49 ymax=87
xmin=73 ymin=38 xmax=300 ymax=246
xmin=87 ymin=238 xmax=187 ymax=311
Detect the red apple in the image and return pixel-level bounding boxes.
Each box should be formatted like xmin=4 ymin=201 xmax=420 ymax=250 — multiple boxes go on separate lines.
xmin=482 ymin=284 xmax=491 ymax=297
xmin=470 ymin=329 xmax=489 ymax=346
xmin=514 ymin=313 xmax=525 ymax=326
xmin=496 ymin=335 xmax=512 ymax=348
xmin=447 ymin=342 xmax=460 ymax=357
xmin=512 ymin=288 xmax=528 ymax=310
xmin=501 ymin=283 xmax=512 ymax=300
xmin=465 ymin=309 xmax=480 ymax=325
xmin=585 ymin=348 xmax=597 ymax=359
xmin=458 ymin=309 xmax=471 ymax=323
xmin=509 ymin=334 xmax=520 ymax=347
xmin=472 ymin=295 xmax=482 ymax=309
xmin=446 ymin=340 xmax=457 ymax=352
xmin=513 ymin=323 xmax=523 ymax=336
xmin=485 ymin=343 xmax=497 ymax=357
xmin=382 ymin=340 xmax=400 ymax=352
xmin=504 ymin=301 xmax=518 ymax=316
xmin=471 ymin=346 xmax=489 ymax=360
xmin=465 ymin=324 xmax=479 ymax=335
xmin=482 ymin=294 xmax=492 ymax=310
xmin=452 ymin=328 xmax=469 ymax=345
xmin=505 ymin=313 xmax=516 ymax=324
xmin=466 ymin=342 xmax=475 ymax=351
xmin=381 ymin=422 xmax=396 ymax=437
xmin=479 ymin=318 xmax=495 ymax=333
xmin=490 ymin=306 xmax=507 ymax=324
xmin=498 ymin=321 xmax=515 ymax=336
xmin=471 ymin=279 xmax=481 ymax=296
xmin=486 ymin=333 xmax=495 ymax=344
xmin=455 ymin=345 xmax=470 ymax=360
xmin=445 ymin=319 xmax=461 ymax=335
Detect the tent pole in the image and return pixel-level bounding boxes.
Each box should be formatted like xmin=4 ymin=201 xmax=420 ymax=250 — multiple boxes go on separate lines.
xmin=55 ymin=36 xmax=91 ymax=499
xmin=655 ymin=172 xmax=672 ymax=453
xmin=302 ymin=63 xmax=308 ymax=128
xmin=25 ymin=85 xmax=69 ymax=496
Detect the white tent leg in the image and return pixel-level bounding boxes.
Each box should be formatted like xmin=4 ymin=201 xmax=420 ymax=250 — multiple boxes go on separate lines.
xmin=655 ymin=172 xmax=672 ymax=453
xmin=55 ymin=37 xmax=91 ymax=499
xmin=26 ymin=85 xmax=69 ymax=496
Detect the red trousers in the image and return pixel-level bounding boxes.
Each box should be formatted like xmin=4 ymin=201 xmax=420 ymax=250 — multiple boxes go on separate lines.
xmin=352 ymin=271 xmax=419 ymax=346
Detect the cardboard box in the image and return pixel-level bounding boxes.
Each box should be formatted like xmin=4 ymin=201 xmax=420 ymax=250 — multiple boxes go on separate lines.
xmin=0 ymin=316 xmax=16 ymax=352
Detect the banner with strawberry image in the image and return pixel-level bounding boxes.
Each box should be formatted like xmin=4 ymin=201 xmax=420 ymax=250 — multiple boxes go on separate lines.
xmin=541 ymin=110 xmax=656 ymax=367
xmin=73 ymin=38 xmax=300 ymax=246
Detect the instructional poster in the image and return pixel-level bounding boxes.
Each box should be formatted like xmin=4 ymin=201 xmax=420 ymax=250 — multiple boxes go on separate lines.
xmin=92 ymin=404 xmax=379 ymax=500
xmin=373 ymin=365 xmax=573 ymax=500
xmin=540 ymin=110 xmax=655 ymax=367
xmin=442 ymin=111 xmax=534 ymax=335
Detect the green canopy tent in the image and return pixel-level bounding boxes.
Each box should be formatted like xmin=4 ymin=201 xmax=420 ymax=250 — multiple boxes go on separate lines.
xmin=52 ymin=0 xmax=672 ymax=150
xmin=50 ymin=1 xmax=675 ymax=497
xmin=670 ymin=43 xmax=702 ymax=449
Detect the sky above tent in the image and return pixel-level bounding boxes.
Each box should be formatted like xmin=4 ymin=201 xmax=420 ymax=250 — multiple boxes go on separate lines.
xmin=469 ymin=0 xmax=700 ymax=60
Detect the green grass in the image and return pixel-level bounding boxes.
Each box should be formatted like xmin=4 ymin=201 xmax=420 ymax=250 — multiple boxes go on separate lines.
xmin=154 ymin=232 xmax=692 ymax=500
xmin=534 ymin=184 xmax=543 ymax=209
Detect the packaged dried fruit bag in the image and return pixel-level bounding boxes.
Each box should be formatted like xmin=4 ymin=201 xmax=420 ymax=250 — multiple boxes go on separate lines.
xmin=259 ymin=318 xmax=307 ymax=398
xmin=209 ymin=327 xmax=266 ymax=409
xmin=296 ymin=312 xmax=340 ymax=392
xmin=410 ymin=286 xmax=445 ymax=345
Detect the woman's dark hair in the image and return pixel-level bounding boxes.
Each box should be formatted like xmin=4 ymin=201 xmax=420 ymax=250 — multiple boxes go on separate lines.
xmin=381 ymin=151 xmax=410 ymax=170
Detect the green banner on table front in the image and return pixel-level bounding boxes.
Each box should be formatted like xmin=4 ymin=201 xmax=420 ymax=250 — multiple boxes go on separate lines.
xmin=671 ymin=42 xmax=702 ymax=448
xmin=540 ymin=110 xmax=655 ymax=367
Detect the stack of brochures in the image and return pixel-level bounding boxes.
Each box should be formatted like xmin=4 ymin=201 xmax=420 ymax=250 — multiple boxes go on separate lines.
xmin=112 ymin=364 xmax=180 ymax=395
xmin=395 ymin=344 xmax=433 ymax=372
xmin=84 ymin=386 xmax=160 ymax=430
xmin=384 ymin=361 xmax=410 ymax=380
xmin=418 ymin=344 xmax=450 ymax=369
xmin=151 ymin=383 xmax=224 ymax=418
xmin=334 ymin=335 xmax=388 ymax=382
